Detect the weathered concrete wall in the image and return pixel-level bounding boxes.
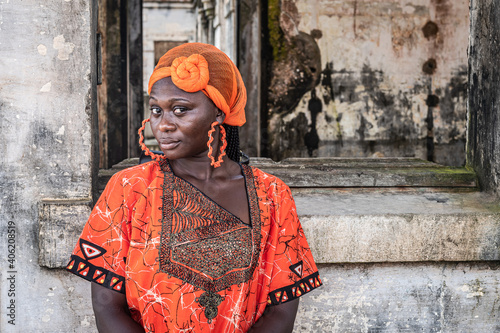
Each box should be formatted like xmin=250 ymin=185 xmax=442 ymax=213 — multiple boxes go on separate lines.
xmin=2 ymin=1 xmax=498 ymax=332
xmin=239 ymin=0 xmax=262 ymax=157
xmin=142 ymin=2 xmax=197 ymax=93
xmin=0 ymin=0 xmax=98 ymax=331
xmin=267 ymin=0 xmax=469 ymax=166
xmin=467 ymin=0 xmax=500 ymax=196
xmin=141 ymin=1 xmax=197 ymax=142
xmin=296 ymin=262 xmax=500 ymax=332
xmin=98 ymin=0 xmax=129 ymax=169
xmin=213 ymin=0 xmax=237 ymax=62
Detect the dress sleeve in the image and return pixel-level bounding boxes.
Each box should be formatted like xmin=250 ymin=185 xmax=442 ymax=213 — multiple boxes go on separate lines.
xmin=66 ymin=172 xmax=133 ymax=294
xmin=266 ymin=182 xmax=322 ymax=306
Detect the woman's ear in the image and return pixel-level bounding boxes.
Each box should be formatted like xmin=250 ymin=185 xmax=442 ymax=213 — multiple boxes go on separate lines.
xmin=216 ymin=109 xmax=225 ymax=124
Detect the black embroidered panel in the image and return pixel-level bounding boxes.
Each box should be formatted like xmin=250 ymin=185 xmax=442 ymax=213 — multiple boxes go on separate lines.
xmin=158 ymin=160 xmax=262 ymax=293
xmin=172 ymin=227 xmax=253 ymax=277
xmin=66 ymin=254 xmax=125 ymax=294
xmin=268 ymin=272 xmax=322 ymax=305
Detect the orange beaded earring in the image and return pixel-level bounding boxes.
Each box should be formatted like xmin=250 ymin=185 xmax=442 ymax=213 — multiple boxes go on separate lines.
xmin=138 ymin=118 xmax=166 ymax=162
xmin=207 ymin=121 xmax=227 ymax=168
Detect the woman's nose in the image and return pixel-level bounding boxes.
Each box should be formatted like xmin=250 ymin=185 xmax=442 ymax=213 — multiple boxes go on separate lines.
xmin=158 ymin=113 xmax=176 ymax=132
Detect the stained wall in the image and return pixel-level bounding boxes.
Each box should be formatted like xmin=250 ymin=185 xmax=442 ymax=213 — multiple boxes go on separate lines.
xmin=467 ymin=0 xmax=500 ymax=196
xmin=267 ymin=0 xmax=469 ymax=166
xmin=0 ymin=0 xmax=98 ymax=331
xmin=142 ymin=1 xmax=197 ymax=93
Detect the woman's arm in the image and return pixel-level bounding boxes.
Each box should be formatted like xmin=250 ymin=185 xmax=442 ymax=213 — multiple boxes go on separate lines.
xmin=91 ymin=283 xmax=145 ymax=333
xmin=249 ymin=298 xmax=300 ymax=333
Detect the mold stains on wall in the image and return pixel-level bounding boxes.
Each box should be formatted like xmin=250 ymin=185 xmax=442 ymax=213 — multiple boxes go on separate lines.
xmin=320 ymin=62 xmax=343 ymax=145
xmin=53 ymin=35 xmax=75 ymax=61
xmin=267 ymin=31 xmax=322 ymax=115
xmin=422 ymin=21 xmax=439 ymax=39
xmin=426 ymin=94 xmax=440 ymax=107
xmin=391 ymin=17 xmax=419 ymax=55
xmin=422 ymin=58 xmax=437 ymax=75
xmin=361 ymin=66 xmax=421 ymax=145
xmin=267 ymin=0 xmax=287 ymax=62
xmin=438 ymin=72 xmax=467 ymax=126
xmin=304 ymin=88 xmax=322 ymax=156
xmin=266 ymin=0 xmax=324 ymax=158
xmin=265 ymin=0 xmax=468 ymax=165
xmin=433 ymin=68 xmax=468 ymax=165
xmin=353 ymin=0 xmax=358 ymax=39
xmin=467 ymin=0 xmax=500 ymax=192
xmin=277 ymin=112 xmax=310 ymax=159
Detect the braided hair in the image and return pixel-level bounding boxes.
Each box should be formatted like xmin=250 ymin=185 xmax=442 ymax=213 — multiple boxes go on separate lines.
xmin=223 ymin=124 xmax=249 ymax=164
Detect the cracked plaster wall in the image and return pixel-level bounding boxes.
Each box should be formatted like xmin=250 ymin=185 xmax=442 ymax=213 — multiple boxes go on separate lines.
xmin=267 ymin=0 xmax=469 ymax=166
xmin=0 ymin=1 xmax=497 ymax=332
xmin=0 ymin=0 xmax=98 ymax=331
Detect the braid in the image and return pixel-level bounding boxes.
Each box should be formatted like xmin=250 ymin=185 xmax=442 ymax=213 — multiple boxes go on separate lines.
xmin=223 ymin=124 xmax=246 ymax=163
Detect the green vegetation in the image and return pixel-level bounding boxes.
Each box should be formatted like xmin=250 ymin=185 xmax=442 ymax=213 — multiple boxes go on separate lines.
xmin=268 ymin=0 xmax=288 ymax=61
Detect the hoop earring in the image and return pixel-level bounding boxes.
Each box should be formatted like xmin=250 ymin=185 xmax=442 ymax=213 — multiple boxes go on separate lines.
xmin=207 ymin=121 xmax=227 ymax=168
xmin=138 ymin=118 xmax=165 ymax=162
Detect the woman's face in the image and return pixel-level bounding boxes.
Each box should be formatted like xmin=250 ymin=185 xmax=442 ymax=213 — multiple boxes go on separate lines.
xmin=149 ymin=77 xmax=222 ymax=161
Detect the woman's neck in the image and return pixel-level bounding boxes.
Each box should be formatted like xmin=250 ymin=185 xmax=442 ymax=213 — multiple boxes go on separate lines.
xmin=169 ymin=156 xmax=239 ymax=182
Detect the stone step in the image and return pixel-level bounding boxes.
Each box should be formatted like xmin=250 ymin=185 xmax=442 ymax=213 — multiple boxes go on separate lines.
xmin=96 ymin=157 xmax=497 ymax=264
xmin=98 ymin=157 xmax=478 ymax=191
xmin=292 ymin=188 xmax=500 ymax=263
xmin=251 ymin=157 xmax=477 ymax=188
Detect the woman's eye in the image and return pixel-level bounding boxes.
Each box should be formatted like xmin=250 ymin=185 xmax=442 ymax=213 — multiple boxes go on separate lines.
xmin=150 ymin=107 xmax=161 ymax=115
xmin=173 ymin=106 xmax=187 ymax=115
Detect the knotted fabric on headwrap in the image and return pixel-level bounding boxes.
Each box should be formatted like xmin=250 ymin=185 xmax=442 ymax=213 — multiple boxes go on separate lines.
xmin=148 ymin=43 xmax=247 ymax=127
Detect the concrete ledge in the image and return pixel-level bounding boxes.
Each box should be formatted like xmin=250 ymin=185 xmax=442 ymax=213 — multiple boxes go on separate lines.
xmin=98 ymin=157 xmax=478 ymax=192
xmin=251 ymin=157 xmax=477 ymax=188
xmin=302 ymin=213 xmax=500 ymax=263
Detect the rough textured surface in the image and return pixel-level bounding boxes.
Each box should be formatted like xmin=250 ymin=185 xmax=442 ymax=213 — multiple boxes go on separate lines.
xmin=295 ymin=262 xmax=500 ymax=332
xmin=97 ymin=0 xmax=142 ymax=169
xmin=1 ymin=1 xmax=499 ymax=332
xmin=238 ymin=0 xmax=262 ymax=156
xmin=142 ymin=2 xmax=197 ymax=93
xmin=301 ymin=213 xmax=500 ymax=263
xmin=101 ymin=157 xmax=477 ymax=189
xmin=38 ymin=200 xmax=92 ymax=268
xmin=0 ymin=0 xmax=97 ymax=331
xmin=250 ymin=157 xmax=477 ymax=188
xmin=98 ymin=0 xmax=128 ymax=169
xmin=266 ymin=0 xmax=469 ymax=166
xmin=467 ymin=0 xmax=500 ymax=196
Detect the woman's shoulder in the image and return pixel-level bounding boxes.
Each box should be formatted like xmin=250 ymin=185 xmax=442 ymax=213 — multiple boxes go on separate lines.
xmin=106 ymin=161 xmax=161 ymax=190
xmin=248 ymin=165 xmax=290 ymax=192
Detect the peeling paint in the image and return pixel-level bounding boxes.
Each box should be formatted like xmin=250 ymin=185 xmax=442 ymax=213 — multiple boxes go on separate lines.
xmin=40 ymin=82 xmax=51 ymax=92
xmin=37 ymin=44 xmax=47 ymax=55
xmin=461 ymin=280 xmax=486 ymax=298
xmin=80 ymin=316 xmax=91 ymax=327
xmin=56 ymin=125 xmax=65 ymax=136
xmin=53 ymin=34 xmax=75 ymax=60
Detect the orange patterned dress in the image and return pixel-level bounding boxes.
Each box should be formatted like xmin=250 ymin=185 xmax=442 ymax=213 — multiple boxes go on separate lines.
xmin=67 ymin=160 xmax=321 ymax=332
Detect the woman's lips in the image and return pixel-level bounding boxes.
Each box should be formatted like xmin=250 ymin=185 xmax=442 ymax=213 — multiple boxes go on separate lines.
xmin=159 ymin=140 xmax=180 ymax=150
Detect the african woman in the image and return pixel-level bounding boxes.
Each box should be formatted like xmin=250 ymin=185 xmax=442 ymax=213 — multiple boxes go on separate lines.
xmin=67 ymin=43 xmax=322 ymax=332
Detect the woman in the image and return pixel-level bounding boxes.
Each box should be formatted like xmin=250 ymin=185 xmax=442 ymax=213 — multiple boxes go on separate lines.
xmin=67 ymin=43 xmax=321 ymax=332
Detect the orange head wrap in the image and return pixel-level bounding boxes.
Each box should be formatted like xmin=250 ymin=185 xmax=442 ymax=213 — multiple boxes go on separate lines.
xmin=148 ymin=43 xmax=247 ymax=127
